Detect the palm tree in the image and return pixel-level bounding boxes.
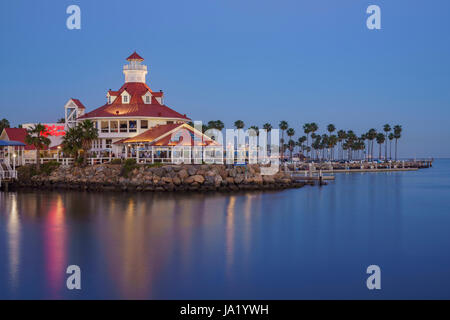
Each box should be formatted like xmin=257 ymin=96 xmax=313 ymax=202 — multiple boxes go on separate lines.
xmin=367 ymin=129 xmax=377 ymax=161
xmin=388 ymin=133 xmax=394 ymax=160
xmin=0 ymin=118 xmax=10 ymax=133
xmin=25 ymin=123 xmax=51 ymax=170
xmin=327 ymin=124 xmax=336 ymax=135
xmin=62 ymin=126 xmax=83 ymax=159
xmin=393 ymin=125 xmax=402 ymax=161
xmin=311 ymin=135 xmax=321 ymax=161
xmin=286 ymin=128 xmax=295 ymax=160
xmin=279 ymin=121 xmax=288 ymax=160
xmin=383 ymin=124 xmax=391 ymax=162
xmin=234 ymin=120 xmax=245 ymax=130
xmin=79 ymin=120 xmax=99 ymax=164
xmin=207 ymin=120 xmax=225 ymax=131
xmin=328 ymin=134 xmax=338 ymax=161
xmin=262 ymin=123 xmax=272 ymax=152
xmin=310 ymin=122 xmax=318 ymax=137
xmin=360 ymin=133 xmax=368 ymax=161
xmin=297 ymin=136 xmax=307 ymax=156
xmin=345 ymin=131 xmax=357 ymax=160
xmin=262 ymin=123 xmax=272 ymax=133
xmin=376 ymin=133 xmax=385 ymax=160
xmin=249 ymin=125 xmax=259 ymax=136
xmin=337 ymin=130 xmax=346 ymax=160
xmin=303 ymin=123 xmax=312 ymax=157
xmin=62 ymin=120 xmax=98 ymax=165
xmin=215 ymin=120 xmax=225 ymax=131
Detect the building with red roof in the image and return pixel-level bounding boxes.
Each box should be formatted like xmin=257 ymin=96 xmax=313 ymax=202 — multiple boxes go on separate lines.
xmin=66 ymin=52 xmax=220 ymax=160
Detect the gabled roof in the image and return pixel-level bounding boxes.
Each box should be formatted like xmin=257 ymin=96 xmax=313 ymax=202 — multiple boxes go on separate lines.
xmin=126 ymin=52 xmax=144 ymax=61
xmin=71 ymin=98 xmax=86 ymax=109
xmin=115 ymin=123 xmax=220 ymax=147
xmin=79 ymin=82 xmax=189 ymax=120
xmin=2 ymin=128 xmax=48 ymax=150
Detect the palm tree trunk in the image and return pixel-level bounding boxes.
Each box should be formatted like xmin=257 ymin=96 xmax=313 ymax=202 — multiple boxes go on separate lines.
xmin=385 ymin=134 xmax=388 ymax=161
xmin=389 ymin=141 xmax=392 ymax=160
xmin=36 ymin=149 xmax=41 ymax=170
xmin=395 ymin=139 xmax=398 ymax=161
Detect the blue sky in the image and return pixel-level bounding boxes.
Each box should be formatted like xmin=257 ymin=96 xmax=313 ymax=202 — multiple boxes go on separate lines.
xmin=0 ymin=0 xmax=449 ymax=158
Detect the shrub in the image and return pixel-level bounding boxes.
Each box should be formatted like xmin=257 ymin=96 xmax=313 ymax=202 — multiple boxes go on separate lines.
xmin=145 ymin=163 xmax=163 ymax=168
xmin=40 ymin=161 xmax=61 ymax=176
xmin=121 ymin=158 xmax=138 ymax=177
xmin=111 ymin=159 xmax=123 ymax=165
xmin=17 ymin=165 xmax=38 ymax=181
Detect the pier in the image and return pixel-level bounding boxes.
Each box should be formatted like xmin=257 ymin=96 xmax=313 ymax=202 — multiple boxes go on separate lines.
xmin=0 ymin=160 xmax=17 ymax=191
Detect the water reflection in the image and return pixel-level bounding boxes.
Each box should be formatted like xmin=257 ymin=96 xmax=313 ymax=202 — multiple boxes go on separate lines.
xmin=7 ymin=193 xmax=20 ymax=292
xmin=44 ymin=194 xmax=67 ymax=298
xmin=226 ymin=196 xmax=236 ymax=279
xmin=1 ymin=162 xmax=449 ymax=299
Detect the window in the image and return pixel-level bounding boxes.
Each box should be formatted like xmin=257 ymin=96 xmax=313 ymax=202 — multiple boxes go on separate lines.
xmin=120 ymin=120 xmax=128 ymax=133
xmin=129 ymin=120 xmax=137 ymax=132
xmin=108 ymin=96 xmax=111 ymax=104
xmin=110 ymin=121 xmax=118 ymax=133
xmin=141 ymin=120 xmax=148 ymax=129
xmin=167 ymin=121 xmax=174 ymax=124
xmin=123 ymin=95 xmax=128 ymax=103
xmin=145 ymin=95 xmax=150 ymax=103
xmin=101 ymin=121 xmax=109 ymax=133
xmin=94 ymin=139 xmax=102 ymax=149
xmin=106 ymin=139 xmax=112 ymax=149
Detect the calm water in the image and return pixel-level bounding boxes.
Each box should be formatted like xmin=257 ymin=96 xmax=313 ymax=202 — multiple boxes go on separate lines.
xmin=1 ymin=160 xmax=450 ymax=299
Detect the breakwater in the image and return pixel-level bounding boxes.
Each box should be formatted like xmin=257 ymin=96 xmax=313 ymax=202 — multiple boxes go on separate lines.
xmin=10 ymin=163 xmax=309 ymax=192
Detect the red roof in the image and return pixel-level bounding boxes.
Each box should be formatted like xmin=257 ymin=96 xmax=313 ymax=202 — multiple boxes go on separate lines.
xmin=126 ymin=52 xmax=144 ymax=61
xmin=2 ymin=128 xmax=49 ymax=150
xmin=79 ymin=82 xmax=190 ymax=120
xmin=115 ymin=123 xmax=219 ymax=147
xmin=71 ymin=98 xmax=86 ymax=109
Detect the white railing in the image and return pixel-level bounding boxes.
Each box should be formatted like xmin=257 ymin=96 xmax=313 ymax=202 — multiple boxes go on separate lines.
xmin=123 ymin=64 xmax=147 ymax=71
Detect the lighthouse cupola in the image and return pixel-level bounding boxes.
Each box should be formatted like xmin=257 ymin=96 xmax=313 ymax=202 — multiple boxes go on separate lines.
xmin=123 ymin=51 xmax=148 ymax=83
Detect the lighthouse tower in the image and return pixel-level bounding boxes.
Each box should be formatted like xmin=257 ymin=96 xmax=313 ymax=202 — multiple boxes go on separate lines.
xmin=123 ymin=51 xmax=148 ymax=83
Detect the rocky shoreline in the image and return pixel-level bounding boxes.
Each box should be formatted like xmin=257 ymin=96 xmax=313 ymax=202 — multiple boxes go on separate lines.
xmin=11 ymin=164 xmax=309 ymax=192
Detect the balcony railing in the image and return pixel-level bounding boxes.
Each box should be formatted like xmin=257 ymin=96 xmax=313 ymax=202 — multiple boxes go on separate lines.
xmin=123 ymin=64 xmax=147 ymax=71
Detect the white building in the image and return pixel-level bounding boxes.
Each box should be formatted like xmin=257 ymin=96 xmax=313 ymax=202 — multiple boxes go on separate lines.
xmin=71 ymin=52 xmax=195 ymax=158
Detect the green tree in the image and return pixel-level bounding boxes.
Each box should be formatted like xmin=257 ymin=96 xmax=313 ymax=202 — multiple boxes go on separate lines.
xmin=25 ymin=123 xmax=51 ymax=170
xmin=286 ymin=128 xmax=295 ymax=159
xmin=393 ymin=125 xmax=402 ymax=161
xmin=303 ymin=123 xmax=312 ymax=157
xmin=62 ymin=126 xmax=83 ymax=158
xmin=234 ymin=120 xmax=245 ymax=130
xmin=262 ymin=123 xmax=272 ymax=132
xmin=297 ymin=136 xmax=307 ymax=155
xmin=337 ymin=130 xmax=346 ymax=160
xmin=388 ymin=133 xmax=394 ymax=160
xmin=249 ymin=125 xmax=259 ymax=136
xmin=376 ymin=133 xmax=385 ymax=160
xmin=0 ymin=118 xmax=10 ymax=133
xmin=62 ymin=120 xmax=98 ymax=165
xmin=79 ymin=120 xmax=99 ymax=164
xmin=367 ymin=128 xmax=377 ymax=161
xmin=279 ymin=121 xmax=289 ymax=160
xmin=383 ymin=124 xmax=391 ymax=162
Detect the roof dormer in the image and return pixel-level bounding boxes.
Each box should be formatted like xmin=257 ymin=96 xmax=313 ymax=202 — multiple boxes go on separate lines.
xmin=154 ymin=90 xmax=164 ymax=104
xmin=121 ymin=90 xmax=130 ymax=104
xmin=107 ymin=90 xmax=118 ymax=104
xmin=142 ymin=91 xmax=152 ymax=104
